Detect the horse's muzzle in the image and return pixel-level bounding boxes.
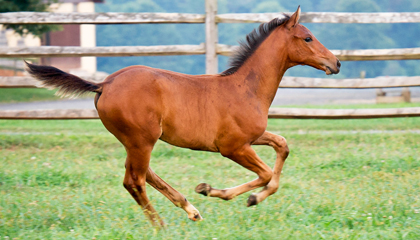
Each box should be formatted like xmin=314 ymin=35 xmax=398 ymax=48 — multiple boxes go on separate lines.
xmin=326 ymin=59 xmax=341 ymax=75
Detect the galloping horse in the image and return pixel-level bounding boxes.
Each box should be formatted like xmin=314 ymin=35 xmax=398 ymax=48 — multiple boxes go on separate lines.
xmin=25 ymin=6 xmax=340 ymax=226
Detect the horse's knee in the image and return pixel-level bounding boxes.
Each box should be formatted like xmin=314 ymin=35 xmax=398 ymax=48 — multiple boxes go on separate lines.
xmin=276 ymin=135 xmax=288 ymax=148
xmin=221 ymin=146 xmax=273 ymax=184
xmin=274 ymin=136 xmax=289 ymax=158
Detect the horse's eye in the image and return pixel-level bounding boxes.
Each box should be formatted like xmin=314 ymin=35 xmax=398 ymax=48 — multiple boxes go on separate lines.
xmin=304 ymin=37 xmax=312 ymax=42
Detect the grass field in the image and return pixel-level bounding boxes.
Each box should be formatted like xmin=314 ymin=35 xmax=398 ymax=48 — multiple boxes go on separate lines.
xmin=1 ymin=116 xmax=420 ymax=239
xmin=0 ymin=89 xmax=61 ymax=103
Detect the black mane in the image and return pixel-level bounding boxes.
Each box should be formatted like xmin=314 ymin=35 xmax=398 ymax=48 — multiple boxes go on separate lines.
xmin=221 ymin=15 xmax=290 ymax=76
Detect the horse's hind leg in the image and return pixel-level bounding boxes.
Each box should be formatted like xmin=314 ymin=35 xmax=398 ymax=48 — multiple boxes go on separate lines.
xmin=247 ymin=131 xmax=289 ymax=206
xmin=146 ymin=167 xmax=203 ymax=221
xmin=123 ymin=145 xmax=165 ymax=227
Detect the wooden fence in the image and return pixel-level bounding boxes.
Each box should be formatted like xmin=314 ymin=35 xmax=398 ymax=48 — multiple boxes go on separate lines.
xmin=1 ymin=0 xmax=420 ymax=119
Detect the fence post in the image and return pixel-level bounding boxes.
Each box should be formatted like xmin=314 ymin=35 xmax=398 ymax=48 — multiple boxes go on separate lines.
xmin=205 ymin=0 xmax=218 ymax=74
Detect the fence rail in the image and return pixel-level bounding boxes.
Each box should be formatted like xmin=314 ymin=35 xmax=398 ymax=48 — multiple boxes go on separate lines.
xmin=217 ymin=12 xmax=420 ymax=24
xmin=1 ymin=0 xmax=420 ymax=120
xmin=2 ymin=12 xmax=420 ymax=24
xmin=0 ymin=45 xmax=205 ymax=58
xmin=0 ymin=12 xmax=206 ymax=24
xmin=2 ymin=45 xmax=420 ymax=61
xmin=2 ymin=108 xmax=420 ymax=120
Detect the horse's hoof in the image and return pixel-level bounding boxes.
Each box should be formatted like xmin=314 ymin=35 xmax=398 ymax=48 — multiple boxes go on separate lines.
xmin=189 ymin=213 xmax=204 ymax=222
xmin=247 ymin=193 xmax=258 ymax=207
xmin=195 ymin=183 xmax=211 ymax=196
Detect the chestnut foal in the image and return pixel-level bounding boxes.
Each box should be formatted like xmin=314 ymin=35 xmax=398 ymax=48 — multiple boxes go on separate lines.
xmin=25 ymin=6 xmax=340 ymax=226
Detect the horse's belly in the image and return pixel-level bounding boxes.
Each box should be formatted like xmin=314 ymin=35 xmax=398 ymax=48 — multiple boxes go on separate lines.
xmin=159 ymin=122 xmax=219 ymax=152
xmin=159 ymin=135 xmax=218 ymax=152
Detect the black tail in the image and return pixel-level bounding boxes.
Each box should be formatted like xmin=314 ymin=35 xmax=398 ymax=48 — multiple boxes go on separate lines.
xmin=25 ymin=61 xmax=102 ymax=97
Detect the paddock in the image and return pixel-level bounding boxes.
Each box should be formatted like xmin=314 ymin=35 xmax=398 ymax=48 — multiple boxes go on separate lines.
xmin=1 ymin=118 xmax=420 ymax=238
xmin=0 ymin=0 xmax=420 ymax=238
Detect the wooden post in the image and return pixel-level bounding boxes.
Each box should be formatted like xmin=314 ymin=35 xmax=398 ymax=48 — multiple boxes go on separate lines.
xmin=205 ymin=0 xmax=218 ymax=74
xmin=402 ymin=87 xmax=411 ymax=103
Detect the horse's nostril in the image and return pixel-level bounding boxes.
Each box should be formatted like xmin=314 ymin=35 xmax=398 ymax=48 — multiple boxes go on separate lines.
xmin=337 ymin=60 xmax=341 ymax=68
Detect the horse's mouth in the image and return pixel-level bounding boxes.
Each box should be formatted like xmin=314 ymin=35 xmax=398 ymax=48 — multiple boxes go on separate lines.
xmin=325 ymin=66 xmax=333 ymax=75
xmin=325 ymin=66 xmax=340 ymax=75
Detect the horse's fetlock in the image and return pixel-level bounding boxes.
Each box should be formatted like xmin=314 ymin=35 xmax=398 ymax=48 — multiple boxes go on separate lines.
xmin=221 ymin=195 xmax=234 ymax=201
xmin=267 ymin=185 xmax=279 ymax=194
xmin=174 ymin=197 xmax=188 ymax=208
xmin=219 ymin=190 xmax=234 ymax=200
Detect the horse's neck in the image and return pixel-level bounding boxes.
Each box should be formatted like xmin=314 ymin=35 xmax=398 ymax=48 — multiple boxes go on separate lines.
xmin=234 ymin=36 xmax=290 ymax=108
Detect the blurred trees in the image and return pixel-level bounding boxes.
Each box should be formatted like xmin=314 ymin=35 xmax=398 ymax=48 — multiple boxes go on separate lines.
xmin=95 ymin=0 xmax=205 ymax=75
xmin=0 ymin=0 xmax=60 ymax=37
xmin=95 ymin=0 xmax=420 ymax=78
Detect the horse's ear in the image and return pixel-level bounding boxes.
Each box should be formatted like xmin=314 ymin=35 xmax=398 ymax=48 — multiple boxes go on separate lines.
xmin=285 ymin=6 xmax=301 ymax=30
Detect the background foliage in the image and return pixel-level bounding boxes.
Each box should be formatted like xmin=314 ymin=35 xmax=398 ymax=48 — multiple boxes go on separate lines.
xmin=0 ymin=0 xmax=59 ymax=36
xmin=95 ymin=0 xmax=420 ymax=78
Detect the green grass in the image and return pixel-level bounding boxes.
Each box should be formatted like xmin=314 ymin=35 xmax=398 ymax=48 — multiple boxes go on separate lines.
xmin=1 ymin=118 xmax=420 ymax=239
xmin=0 ymin=88 xmax=61 ymax=103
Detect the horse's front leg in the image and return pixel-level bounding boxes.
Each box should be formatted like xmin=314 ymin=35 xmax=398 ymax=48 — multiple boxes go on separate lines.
xmin=247 ymin=131 xmax=289 ymax=206
xmin=195 ymin=144 xmax=273 ymax=202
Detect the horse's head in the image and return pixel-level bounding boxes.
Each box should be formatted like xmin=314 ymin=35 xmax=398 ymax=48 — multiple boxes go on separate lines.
xmin=282 ymin=6 xmax=341 ymax=75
